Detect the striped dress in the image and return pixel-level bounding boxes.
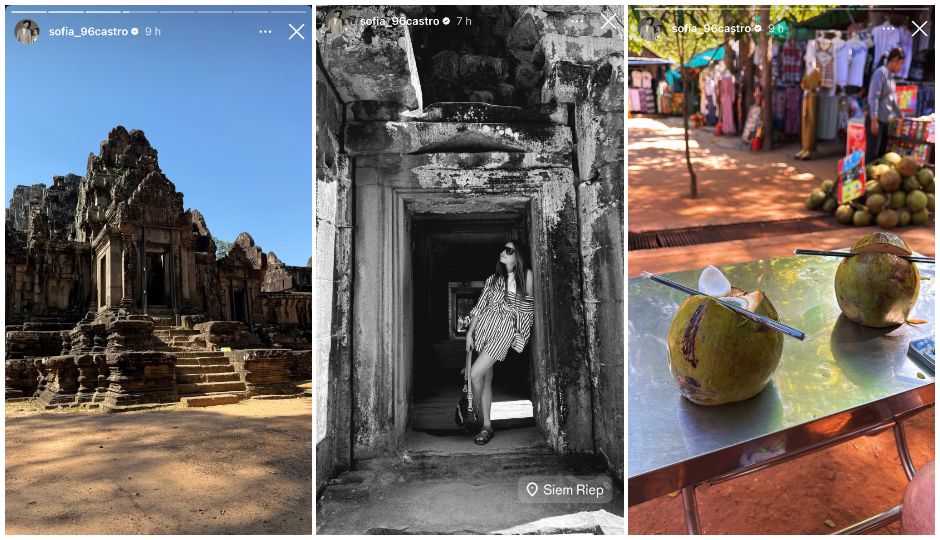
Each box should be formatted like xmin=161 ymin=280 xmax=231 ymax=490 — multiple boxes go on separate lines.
xmin=469 ymin=273 xmax=535 ymax=362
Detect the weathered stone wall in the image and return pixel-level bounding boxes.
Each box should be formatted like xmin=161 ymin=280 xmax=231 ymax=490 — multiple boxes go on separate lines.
xmin=263 ymin=252 xmax=312 ymax=293
xmin=575 ymin=54 xmax=624 ymax=482
xmin=230 ymin=349 xmax=309 ymax=396
xmin=315 ymin=56 xmax=354 ymax=494
xmin=6 ymin=174 xmax=93 ymax=324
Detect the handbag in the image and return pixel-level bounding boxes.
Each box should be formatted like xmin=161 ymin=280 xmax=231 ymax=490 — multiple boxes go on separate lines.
xmin=455 ymin=348 xmax=481 ymax=432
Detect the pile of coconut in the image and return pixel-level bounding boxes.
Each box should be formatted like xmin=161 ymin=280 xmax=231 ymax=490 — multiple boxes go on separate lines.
xmin=806 ymin=152 xmax=934 ymax=229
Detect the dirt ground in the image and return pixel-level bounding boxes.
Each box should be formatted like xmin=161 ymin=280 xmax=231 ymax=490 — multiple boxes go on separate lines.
xmin=629 ymin=407 xmax=934 ymax=534
xmin=5 ymin=398 xmax=312 ymax=535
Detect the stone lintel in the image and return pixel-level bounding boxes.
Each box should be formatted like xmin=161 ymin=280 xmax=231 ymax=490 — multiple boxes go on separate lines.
xmin=345 ymin=122 xmax=573 ymax=156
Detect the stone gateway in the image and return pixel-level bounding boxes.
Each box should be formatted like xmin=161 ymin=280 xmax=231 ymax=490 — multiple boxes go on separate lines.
xmin=315 ymin=4 xmax=624 ymax=505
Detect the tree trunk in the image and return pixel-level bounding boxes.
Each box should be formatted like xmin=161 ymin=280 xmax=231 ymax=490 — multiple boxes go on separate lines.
xmin=741 ymin=9 xmax=755 ymax=122
xmin=677 ymin=12 xmax=697 ymax=199
xmin=759 ymin=6 xmax=774 ymax=151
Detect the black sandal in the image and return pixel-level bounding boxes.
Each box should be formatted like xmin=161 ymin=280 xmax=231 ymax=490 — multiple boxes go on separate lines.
xmin=474 ymin=427 xmax=494 ymax=445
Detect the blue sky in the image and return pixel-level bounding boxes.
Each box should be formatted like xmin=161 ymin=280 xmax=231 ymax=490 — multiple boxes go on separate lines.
xmin=6 ymin=6 xmax=312 ymax=265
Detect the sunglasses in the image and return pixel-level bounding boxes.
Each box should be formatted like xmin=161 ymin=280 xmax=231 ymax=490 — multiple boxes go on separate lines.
xmin=502 ymin=246 xmax=515 ymax=255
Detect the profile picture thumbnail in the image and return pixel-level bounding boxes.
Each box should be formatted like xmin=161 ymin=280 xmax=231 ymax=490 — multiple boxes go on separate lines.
xmin=637 ymin=15 xmax=664 ymax=42
xmin=15 ymin=19 xmax=40 ymax=45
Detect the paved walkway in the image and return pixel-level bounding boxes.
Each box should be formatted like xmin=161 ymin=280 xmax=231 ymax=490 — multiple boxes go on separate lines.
xmin=628 ymin=116 xmax=843 ymax=232
xmin=627 ymin=116 xmax=935 ymax=276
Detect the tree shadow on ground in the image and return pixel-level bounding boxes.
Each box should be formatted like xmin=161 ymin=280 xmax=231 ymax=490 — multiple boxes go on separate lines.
xmin=6 ymin=400 xmax=312 ymax=534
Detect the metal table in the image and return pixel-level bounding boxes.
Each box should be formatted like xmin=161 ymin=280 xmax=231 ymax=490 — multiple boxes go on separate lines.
xmin=628 ymin=254 xmax=935 ymax=534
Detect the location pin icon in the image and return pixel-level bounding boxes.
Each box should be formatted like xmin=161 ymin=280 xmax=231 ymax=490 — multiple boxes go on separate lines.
xmin=526 ymin=482 xmax=538 ymax=497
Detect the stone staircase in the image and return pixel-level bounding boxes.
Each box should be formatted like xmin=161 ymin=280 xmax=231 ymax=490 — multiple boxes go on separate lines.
xmin=153 ymin=323 xmax=247 ymax=407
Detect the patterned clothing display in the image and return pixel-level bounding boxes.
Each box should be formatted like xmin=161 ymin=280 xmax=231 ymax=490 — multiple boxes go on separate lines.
xmin=773 ymin=87 xmax=788 ymax=131
xmin=629 ymin=89 xmax=642 ymax=112
xmin=469 ymin=273 xmax=535 ymax=362
xmin=782 ymin=38 xmax=803 ymax=83
xmin=815 ymin=39 xmax=836 ymax=89
xmin=785 ymin=85 xmax=802 ymax=136
xmin=719 ymin=72 xmax=736 ymax=134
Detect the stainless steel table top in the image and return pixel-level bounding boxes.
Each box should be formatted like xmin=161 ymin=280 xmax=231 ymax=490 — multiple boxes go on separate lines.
xmin=628 ymin=254 xmax=935 ymax=503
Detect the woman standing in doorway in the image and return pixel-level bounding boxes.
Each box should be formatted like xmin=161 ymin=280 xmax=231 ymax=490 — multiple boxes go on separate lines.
xmin=465 ymin=240 xmax=535 ymax=445
xmin=866 ymin=47 xmax=905 ymax=163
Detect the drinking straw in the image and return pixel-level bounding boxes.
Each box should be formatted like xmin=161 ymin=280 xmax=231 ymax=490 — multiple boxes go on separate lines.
xmin=640 ymin=271 xmax=807 ymax=341
xmin=794 ymin=249 xmax=934 ymax=264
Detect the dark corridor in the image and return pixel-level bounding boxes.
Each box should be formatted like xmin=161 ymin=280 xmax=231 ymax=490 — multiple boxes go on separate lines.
xmin=410 ymin=213 xmax=534 ymax=433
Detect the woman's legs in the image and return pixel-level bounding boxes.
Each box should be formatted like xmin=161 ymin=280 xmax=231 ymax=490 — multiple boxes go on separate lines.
xmin=470 ymin=350 xmax=499 ymax=426
xmin=481 ymin=367 xmax=494 ymax=428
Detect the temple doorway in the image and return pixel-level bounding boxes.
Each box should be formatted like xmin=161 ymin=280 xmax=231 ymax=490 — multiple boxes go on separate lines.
xmin=146 ymin=252 xmax=167 ymax=306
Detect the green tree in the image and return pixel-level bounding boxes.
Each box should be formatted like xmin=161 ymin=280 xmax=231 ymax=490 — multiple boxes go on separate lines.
xmin=213 ymin=236 xmax=231 ymax=259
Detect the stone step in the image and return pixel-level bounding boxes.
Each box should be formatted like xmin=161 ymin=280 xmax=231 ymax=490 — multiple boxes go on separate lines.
xmin=175 ymin=359 xmax=232 ymax=368
xmin=175 ymin=364 xmax=234 ymax=375
xmin=177 ymin=381 xmax=247 ymax=394
xmin=180 ymin=393 xmax=242 ymax=407
xmin=154 ymin=330 xmax=200 ymax=337
xmin=357 ymin=430 xmax=609 ymax=482
xmin=177 ymin=372 xmax=241 ymax=384
xmin=174 ymin=351 xmax=226 ymax=359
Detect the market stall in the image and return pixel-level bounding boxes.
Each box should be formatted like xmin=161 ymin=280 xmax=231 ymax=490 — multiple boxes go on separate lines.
xmin=628 ymin=53 xmax=676 ymax=116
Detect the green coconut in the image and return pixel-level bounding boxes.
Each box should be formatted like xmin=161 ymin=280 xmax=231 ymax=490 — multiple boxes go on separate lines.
xmin=926 ymin=181 xmax=935 ymax=194
xmin=853 ymin=209 xmax=873 ymax=226
xmin=667 ymin=289 xmax=784 ymax=405
xmin=916 ymin=168 xmax=934 ymax=186
xmin=866 ymin=180 xmax=883 ymax=195
xmin=897 ymin=156 xmax=919 ymax=177
xmin=912 ymin=208 xmax=929 ymax=225
xmin=898 ymin=207 xmax=912 ymax=227
xmin=883 ymin=152 xmax=902 ymax=166
xmin=874 ymin=163 xmax=892 ymax=179
xmin=865 ymin=193 xmax=887 ymax=215
xmin=806 ymin=189 xmax=826 ymax=210
xmin=835 ymin=204 xmax=855 ymax=224
xmin=928 ymin=194 xmax=935 ymax=211
xmin=879 ymin=170 xmax=902 ymax=192
xmin=866 ymin=165 xmax=876 ymax=180
xmin=820 ymin=179 xmax=835 ymax=194
xmin=834 ymin=232 xmax=920 ymax=327
xmin=890 ymin=190 xmax=907 ymax=209
xmin=908 ymin=190 xmax=928 ymax=211
xmin=876 ymin=208 xmax=899 ymax=229
xmin=903 ymin=176 xmax=921 ymax=192
xmin=822 ymin=197 xmax=838 ymax=214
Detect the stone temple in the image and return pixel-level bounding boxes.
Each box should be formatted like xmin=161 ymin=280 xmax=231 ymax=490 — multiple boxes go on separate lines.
xmin=6 ymin=126 xmax=312 ymax=410
xmin=315 ymin=4 xmax=624 ymax=511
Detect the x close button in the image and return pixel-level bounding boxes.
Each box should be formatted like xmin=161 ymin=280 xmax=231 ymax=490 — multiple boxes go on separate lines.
xmin=289 ymin=23 xmax=305 ymax=40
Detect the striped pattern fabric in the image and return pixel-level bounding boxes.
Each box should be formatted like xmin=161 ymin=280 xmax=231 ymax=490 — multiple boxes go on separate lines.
xmin=470 ymin=273 xmax=535 ymax=362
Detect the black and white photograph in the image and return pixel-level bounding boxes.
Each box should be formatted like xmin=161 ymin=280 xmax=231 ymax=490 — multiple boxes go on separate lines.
xmin=315 ymin=4 xmax=624 ymax=534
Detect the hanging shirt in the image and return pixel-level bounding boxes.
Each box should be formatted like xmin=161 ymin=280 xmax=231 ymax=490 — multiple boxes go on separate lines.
xmin=846 ymin=40 xmax=868 ymax=87
xmin=815 ymin=39 xmax=835 ymax=89
xmin=897 ymin=26 xmax=913 ymax=79
xmin=804 ymin=39 xmax=818 ymax=72
xmin=833 ymin=38 xmax=850 ymax=87
xmin=872 ymin=22 xmax=900 ymax=67
xmin=631 ymin=70 xmax=643 ymax=88
xmin=782 ymin=38 xmax=803 ymax=83
xmin=641 ymin=71 xmax=653 ymax=89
